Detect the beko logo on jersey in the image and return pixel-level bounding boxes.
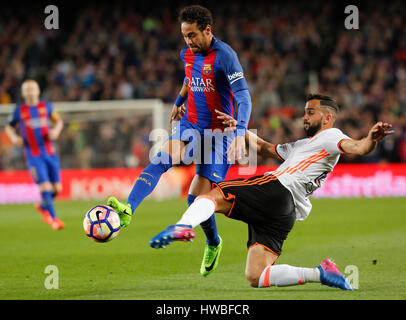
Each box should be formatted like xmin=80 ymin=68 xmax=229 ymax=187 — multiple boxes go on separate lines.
xmin=186 ymin=77 xmax=215 ymax=92
xmin=227 ymin=71 xmax=244 ymax=84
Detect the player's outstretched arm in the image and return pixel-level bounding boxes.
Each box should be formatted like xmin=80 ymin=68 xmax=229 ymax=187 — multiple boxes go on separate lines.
xmin=340 ymin=121 xmax=394 ymax=155
xmin=246 ymin=130 xmax=279 ymax=159
xmin=215 ymin=110 xmax=279 ymax=160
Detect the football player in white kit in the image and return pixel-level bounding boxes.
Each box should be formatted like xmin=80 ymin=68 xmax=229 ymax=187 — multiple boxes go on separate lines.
xmin=150 ymin=94 xmax=393 ymax=290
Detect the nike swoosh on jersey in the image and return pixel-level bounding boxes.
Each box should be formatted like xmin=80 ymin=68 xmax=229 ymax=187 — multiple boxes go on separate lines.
xmin=213 ymin=173 xmax=221 ymax=179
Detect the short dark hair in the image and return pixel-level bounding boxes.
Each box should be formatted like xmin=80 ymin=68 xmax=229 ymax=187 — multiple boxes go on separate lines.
xmin=306 ymin=93 xmax=339 ymax=113
xmin=178 ymin=5 xmax=213 ymax=31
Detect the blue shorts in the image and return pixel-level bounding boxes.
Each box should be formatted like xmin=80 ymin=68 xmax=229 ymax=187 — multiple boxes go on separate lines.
xmin=168 ymin=121 xmax=234 ymax=183
xmin=26 ymin=154 xmax=61 ymax=184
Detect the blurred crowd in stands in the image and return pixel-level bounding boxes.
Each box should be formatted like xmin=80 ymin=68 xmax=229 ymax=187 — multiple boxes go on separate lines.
xmin=1 ymin=0 xmax=406 ymax=170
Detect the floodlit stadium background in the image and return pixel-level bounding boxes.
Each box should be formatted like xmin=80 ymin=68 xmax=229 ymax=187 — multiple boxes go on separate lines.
xmin=0 ymin=0 xmax=406 ymax=203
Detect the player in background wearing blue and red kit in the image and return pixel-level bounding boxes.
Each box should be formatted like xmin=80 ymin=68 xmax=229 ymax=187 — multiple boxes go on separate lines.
xmin=108 ymin=5 xmax=252 ymax=276
xmin=5 ymin=80 xmax=65 ymax=230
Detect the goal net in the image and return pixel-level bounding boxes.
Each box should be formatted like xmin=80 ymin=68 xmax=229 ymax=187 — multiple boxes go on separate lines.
xmin=0 ymin=99 xmax=170 ymax=170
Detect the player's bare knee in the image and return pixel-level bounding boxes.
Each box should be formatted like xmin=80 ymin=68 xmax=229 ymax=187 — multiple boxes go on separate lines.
xmin=245 ymin=271 xmax=260 ymax=287
xmin=39 ymin=182 xmax=52 ymax=192
xmin=245 ymin=245 xmax=278 ymax=288
xmin=53 ymin=183 xmax=62 ymax=194
xmin=188 ymin=175 xmax=212 ymax=196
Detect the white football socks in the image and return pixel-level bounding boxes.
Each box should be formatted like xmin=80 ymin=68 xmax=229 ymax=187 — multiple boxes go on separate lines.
xmin=177 ymin=195 xmax=217 ymax=228
xmin=259 ymin=264 xmax=321 ymax=288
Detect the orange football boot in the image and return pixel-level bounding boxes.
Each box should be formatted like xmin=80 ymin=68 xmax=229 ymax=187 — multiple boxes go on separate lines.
xmin=34 ymin=204 xmax=53 ymax=225
xmin=51 ymin=218 xmax=65 ymax=230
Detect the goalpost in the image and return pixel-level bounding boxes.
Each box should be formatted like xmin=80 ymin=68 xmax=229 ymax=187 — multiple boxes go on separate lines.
xmin=0 ymin=99 xmax=168 ymax=131
xmin=0 ymin=98 xmax=172 ymax=169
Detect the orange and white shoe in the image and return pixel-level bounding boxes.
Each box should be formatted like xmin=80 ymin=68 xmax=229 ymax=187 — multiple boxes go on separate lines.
xmin=51 ymin=218 xmax=65 ymax=230
xmin=34 ymin=204 xmax=53 ymax=225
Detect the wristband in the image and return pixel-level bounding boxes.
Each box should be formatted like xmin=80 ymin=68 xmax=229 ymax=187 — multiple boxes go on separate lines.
xmin=235 ymin=124 xmax=247 ymax=137
xmin=175 ymin=94 xmax=186 ymax=107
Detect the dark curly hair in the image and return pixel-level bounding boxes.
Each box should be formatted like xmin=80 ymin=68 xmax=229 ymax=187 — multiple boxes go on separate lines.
xmin=178 ymin=5 xmax=213 ymax=31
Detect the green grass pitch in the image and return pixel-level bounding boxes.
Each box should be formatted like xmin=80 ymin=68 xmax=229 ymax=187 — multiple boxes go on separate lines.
xmin=0 ymin=197 xmax=405 ymax=300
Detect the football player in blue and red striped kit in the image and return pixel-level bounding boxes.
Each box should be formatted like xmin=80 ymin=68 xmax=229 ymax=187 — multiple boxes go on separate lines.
xmin=5 ymin=80 xmax=65 ymax=230
xmin=108 ymin=5 xmax=252 ymax=276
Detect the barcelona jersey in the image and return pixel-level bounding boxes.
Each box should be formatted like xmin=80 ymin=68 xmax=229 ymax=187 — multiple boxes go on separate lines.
xmin=180 ymin=36 xmax=249 ymax=130
xmin=8 ymin=101 xmax=61 ymax=184
xmin=170 ymin=37 xmax=250 ymax=183
xmin=8 ymin=101 xmax=57 ymax=158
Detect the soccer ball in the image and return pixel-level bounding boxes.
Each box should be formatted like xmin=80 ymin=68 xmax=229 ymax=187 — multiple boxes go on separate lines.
xmin=83 ymin=205 xmax=121 ymax=242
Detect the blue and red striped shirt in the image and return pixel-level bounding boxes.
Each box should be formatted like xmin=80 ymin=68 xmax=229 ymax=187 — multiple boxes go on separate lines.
xmin=8 ymin=101 xmax=56 ymax=157
xmin=181 ymin=36 xmax=250 ymax=130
